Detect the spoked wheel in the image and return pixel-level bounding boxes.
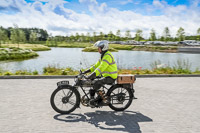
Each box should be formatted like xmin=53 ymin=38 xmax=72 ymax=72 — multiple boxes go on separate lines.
xmin=107 ymin=85 xmax=133 ymax=111
xmin=50 ymin=87 xmax=80 ymax=114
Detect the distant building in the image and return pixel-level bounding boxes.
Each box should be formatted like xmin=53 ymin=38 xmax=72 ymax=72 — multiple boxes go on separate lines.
xmin=109 ymin=40 xmax=200 ymax=46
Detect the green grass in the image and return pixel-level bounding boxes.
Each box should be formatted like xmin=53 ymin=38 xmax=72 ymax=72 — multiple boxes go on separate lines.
xmin=81 ymin=44 xmax=178 ymax=52
xmin=43 ymin=65 xmax=79 ymax=75
xmin=119 ymin=59 xmax=194 ymax=75
xmin=59 ymin=42 xmax=92 ymax=48
xmin=2 ymin=44 xmax=51 ymax=51
xmin=118 ymin=67 xmax=195 ymax=75
xmin=1 ymin=67 xmax=199 ymax=76
xmin=82 ymin=47 xmax=118 ymax=52
xmin=45 ymin=42 xmax=92 ymax=48
xmin=131 ymin=45 xmax=178 ymax=52
xmin=110 ymin=44 xmax=135 ymax=50
xmin=0 ymin=47 xmax=38 ymax=61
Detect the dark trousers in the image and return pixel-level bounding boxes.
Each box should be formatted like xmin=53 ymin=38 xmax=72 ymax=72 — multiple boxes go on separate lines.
xmin=90 ymin=77 xmax=115 ymax=97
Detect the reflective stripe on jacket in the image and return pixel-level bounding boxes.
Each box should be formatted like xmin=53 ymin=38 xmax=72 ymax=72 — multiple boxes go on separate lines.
xmin=89 ymin=51 xmax=118 ymax=79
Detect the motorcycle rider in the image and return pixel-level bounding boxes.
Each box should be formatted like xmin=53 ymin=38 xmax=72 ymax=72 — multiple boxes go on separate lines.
xmin=83 ymin=40 xmax=118 ymax=107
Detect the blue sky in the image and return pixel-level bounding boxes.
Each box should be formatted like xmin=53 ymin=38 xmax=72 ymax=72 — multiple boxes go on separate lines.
xmin=24 ymin=0 xmax=192 ymax=15
xmin=27 ymin=0 xmax=192 ymax=13
xmin=0 ymin=0 xmax=200 ymax=37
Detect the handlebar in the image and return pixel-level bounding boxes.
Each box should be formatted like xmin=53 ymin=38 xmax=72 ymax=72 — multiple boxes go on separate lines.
xmin=75 ymin=71 xmax=87 ymax=80
xmin=73 ymin=70 xmax=93 ymax=86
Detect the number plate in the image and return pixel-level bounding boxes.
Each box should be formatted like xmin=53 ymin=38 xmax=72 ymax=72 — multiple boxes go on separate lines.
xmin=57 ymin=81 xmax=69 ymax=86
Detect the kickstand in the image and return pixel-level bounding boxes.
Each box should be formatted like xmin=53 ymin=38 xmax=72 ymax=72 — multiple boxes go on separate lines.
xmin=133 ymin=94 xmax=138 ymax=99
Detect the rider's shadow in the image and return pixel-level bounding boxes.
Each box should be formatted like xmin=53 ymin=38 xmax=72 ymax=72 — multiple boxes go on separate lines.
xmin=54 ymin=111 xmax=153 ymax=133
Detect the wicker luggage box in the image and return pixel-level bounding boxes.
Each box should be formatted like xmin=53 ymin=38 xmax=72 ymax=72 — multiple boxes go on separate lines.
xmin=117 ymin=75 xmax=136 ymax=84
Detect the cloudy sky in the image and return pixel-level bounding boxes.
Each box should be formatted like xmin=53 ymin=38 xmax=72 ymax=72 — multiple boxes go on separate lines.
xmin=0 ymin=0 xmax=200 ymax=38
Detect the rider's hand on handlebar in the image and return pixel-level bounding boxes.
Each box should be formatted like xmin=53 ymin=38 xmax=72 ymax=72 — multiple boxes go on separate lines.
xmin=82 ymin=69 xmax=91 ymax=74
xmin=85 ymin=72 xmax=96 ymax=79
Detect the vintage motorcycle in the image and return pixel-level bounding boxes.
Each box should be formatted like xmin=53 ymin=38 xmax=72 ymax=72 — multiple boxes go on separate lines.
xmin=50 ymin=71 xmax=136 ymax=114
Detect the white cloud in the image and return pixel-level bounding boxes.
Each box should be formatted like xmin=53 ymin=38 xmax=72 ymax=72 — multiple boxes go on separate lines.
xmin=120 ymin=0 xmax=133 ymax=5
xmin=79 ymin=0 xmax=108 ymax=14
xmin=0 ymin=0 xmax=200 ymax=38
xmin=79 ymin=0 xmax=98 ymax=5
xmin=153 ymin=0 xmax=167 ymax=9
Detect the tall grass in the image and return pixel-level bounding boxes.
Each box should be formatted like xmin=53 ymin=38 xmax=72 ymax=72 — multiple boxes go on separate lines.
xmin=0 ymin=59 xmax=200 ymax=76
xmin=173 ymin=59 xmax=191 ymax=70
xmin=43 ymin=65 xmax=79 ymax=75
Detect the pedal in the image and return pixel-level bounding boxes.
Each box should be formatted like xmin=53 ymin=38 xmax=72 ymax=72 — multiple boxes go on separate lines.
xmin=88 ymin=99 xmax=97 ymax=108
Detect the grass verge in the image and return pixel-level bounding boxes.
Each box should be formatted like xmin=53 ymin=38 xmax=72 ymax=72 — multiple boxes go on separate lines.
xmin=1 ymin=61 xmax=200 ymax=76
xmin=2 ymin=44 xmax=51 ymax=51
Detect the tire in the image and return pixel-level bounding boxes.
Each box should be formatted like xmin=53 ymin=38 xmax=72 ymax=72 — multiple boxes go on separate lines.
xmin=50 ymin=86 xmax=80 ymax=114
xmin=107 ymin=84 xmax=133 ymax=111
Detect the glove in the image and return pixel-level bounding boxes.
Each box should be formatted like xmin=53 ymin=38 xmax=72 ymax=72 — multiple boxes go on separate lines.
xmin=85 ymin=72 xmax=96 ymax=80
xmin=82 ymin=69 xmax=91 ymax=74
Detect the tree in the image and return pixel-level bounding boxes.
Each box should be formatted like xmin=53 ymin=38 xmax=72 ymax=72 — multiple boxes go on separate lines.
xmin=0 ymin=27 xmax=8 ymax=47
xmin=29 ymin=30 xmax=37 ymax=43
xmin=10 ymin=27 xmax=20 ymax=47
xmin=176 ymin=27 xmax=185 ymax=41
xmin=38 ymin=29 xmax=48 ymax=41
xmin=125 ymin=30 xmax=131 ymax=40
xmin=108 ymin=31 xmax=114 ymax=41
xmin=80 ymin=33 xmax=85 ymax=42
xmin=99 ymin=32 xmax=104 ymax=40
xmin=115 ymin=30 xmax=121 ymax=41
xmin=134 ymin=29 xmax=143 ymax=41
xmin=19 ymin=29 xmax=26 ymax=43
xmin=69 ymin=34 xmax=75 ymax=42
xmin=163 ymin=27 xmax=171 ymax=42
xmin=197 ymin=28 xmax=200 ymax=41
xmin=75 ymin=33 xmax=80 ymax=41
xmin=149 ymin=29 xmax=156 ymax=41
xmin=159 ymin=36 xmax=165 ymax=41
xmin=86 ymin=32 xmax=91 ymax=42
xmin=10 ymin=25 xmax=26 ymax=47
xmin=93 ymin=32 xmax=97 ymax=42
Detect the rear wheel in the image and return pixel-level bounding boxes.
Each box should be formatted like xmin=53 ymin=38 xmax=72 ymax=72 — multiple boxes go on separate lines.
xmin=107 ymin=85 xmax=133 ymax=111
xmin=50 ymin=86 xmax=80 ymax=114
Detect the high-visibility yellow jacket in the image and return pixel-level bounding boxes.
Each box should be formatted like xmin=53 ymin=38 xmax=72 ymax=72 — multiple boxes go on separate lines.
xmin=90 ymin=51 xmax=118 ymax=79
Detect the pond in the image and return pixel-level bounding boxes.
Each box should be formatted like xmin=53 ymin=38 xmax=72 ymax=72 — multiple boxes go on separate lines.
xmin=0 ymin=47 xmax=200 ymax=73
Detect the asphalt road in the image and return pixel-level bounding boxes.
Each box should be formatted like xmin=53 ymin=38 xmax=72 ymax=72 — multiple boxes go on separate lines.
xmin=0 ymin=77 xmax=200 ymax=133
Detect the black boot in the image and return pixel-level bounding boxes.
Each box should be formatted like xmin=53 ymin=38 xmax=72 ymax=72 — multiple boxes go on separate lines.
xmin=89 ymin=89 xmax=96 ymax=108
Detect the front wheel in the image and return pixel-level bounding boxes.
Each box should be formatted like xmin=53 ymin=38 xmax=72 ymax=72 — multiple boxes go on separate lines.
xmin=50 ymin=86 xmax=80 ymax=114
xmin=107 ymin=85 xmax=133 ymax=111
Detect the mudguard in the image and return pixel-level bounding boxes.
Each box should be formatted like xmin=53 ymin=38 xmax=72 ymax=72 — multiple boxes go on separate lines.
xmin=106 ymin=84 xmax=122 ymax=96
xmin=106 ymin=83 xmax=136 ymax=99
xmin=57 ymin=80 xmax=69 ymax=87
xmin=57 ymin=83 xmax=81 ymax=108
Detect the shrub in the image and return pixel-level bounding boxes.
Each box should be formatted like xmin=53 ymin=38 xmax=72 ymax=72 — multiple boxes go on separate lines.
xmin=4 ymin=71 xmax=13 ymax=76
xmin=33 ymin=70 xmax=39 ymax=75
xmin=15 ymin=70 xmax=32 ymax=75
